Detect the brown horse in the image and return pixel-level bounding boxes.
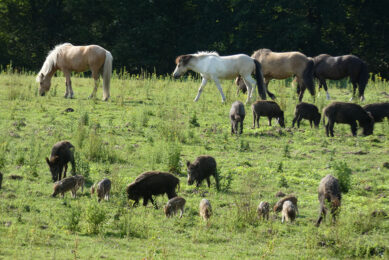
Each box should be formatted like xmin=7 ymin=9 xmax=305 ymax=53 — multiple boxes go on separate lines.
xmin=242 ymin=49 xmax=315 ymax=102
xmin=36 ymin=43 xmax=113 ymax=101
xmin=313 ymin=54 xmax=368 ymax=101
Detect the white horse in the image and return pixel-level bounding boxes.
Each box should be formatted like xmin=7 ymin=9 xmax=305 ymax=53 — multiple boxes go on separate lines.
xmin=172 ymin=52 xmax=266 ymax=103
xmin=36 ymin=43 xmax=113 ymax=101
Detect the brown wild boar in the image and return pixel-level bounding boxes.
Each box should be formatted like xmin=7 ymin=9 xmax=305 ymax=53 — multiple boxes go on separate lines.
xmin=322 ymin=102 xmax=374 ymax=137
xmin=292 ymin=102 xmax=321 ymax=128
xmin=46 ymin=141 xmax=75 ymax=182
xmin=187 ymin=156 xmax=219 ymax=190
xmin=273 ymin=195 xmax=298 ymax=213
xmin=363 ymin=102 xmax=389 ymax=123
xmin=282 ymin=200 xmax=297 ymax=223
xmin=257 ymin=201 xmax=270 ymax=220
xmin=252 ymin=100 xmax=285 ymax=128
xmin=126 ymin=171 xmax=179 ymax=209
xmin=91 ymin=178 xmax=111 ymax=202
xmin=230 ymin=101 xmax=246 ymax=134
xmin=199 ymin=199 xmax=212 ymax=221
xmin=52 ymin=175 xmax=84 ymax=198
xmin=316 ymin=174 xmax=341 ymax=227
xmin=164 ymin=196 xmax=186 ymax=218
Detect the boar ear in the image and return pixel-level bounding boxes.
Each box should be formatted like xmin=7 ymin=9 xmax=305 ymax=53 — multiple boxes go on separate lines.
xmin=186 ymin=161 xmax=191 ymax=168
xmin=46 ymin=157 xmax=51 ymax=165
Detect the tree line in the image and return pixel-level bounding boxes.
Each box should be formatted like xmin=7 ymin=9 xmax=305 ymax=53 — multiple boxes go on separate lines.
xmin=0 ymin=0 xmax=388 ymax=78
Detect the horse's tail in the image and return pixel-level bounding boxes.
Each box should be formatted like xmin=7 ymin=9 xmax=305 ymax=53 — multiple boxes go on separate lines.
xmin=253 ymin=59 xmax=266 ymax=100
xmin=358 ymin=60 xmax=369 ymax=98
xmin=102 ymin=50 xmax=113 ymax=101
xmin=303 ymin=58 xmax=315 ymax=96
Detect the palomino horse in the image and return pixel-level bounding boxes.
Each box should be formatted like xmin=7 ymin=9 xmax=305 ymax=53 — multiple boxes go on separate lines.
xmin=172 ymin=52 xmax=266 ymax=103
xmin=313 ymin=54 xmax=368 ymax=101
xmin=36 ymin=43 xmax=113 ymax=101
xmin=242 ymin=48 xmax=315 ymax=102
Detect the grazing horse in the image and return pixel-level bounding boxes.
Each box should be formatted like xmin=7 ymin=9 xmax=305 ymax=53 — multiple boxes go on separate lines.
xmin=245 ymin=48 xmax=315 ymax=102
xmin=313 ymin=54 xmax=368 ymax=101
xmin=172 ymin=52 xmax=266 ymax=103
xmin=36 ymin=43 xmax=113 ymax=101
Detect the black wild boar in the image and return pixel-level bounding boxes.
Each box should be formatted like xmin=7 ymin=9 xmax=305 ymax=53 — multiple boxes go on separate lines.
xmin=292 ymin=102 xmax=321 ymax=128
xmin=322 ymin=102 xmax=374 ymax=137
xmin=252 ymin=101 xmax=285 ymax=128
xmin=186 ymin=156 xmax=219 ymax=190
xmin=46 ymin=141 xmax=75 ymax=182
xmin=316 ymin=174 xmax=341 ymax=227
xmin=230 ymin=101 xmax=246 ymax=134
xmin=91 ymin=178 xmax=111 ymax=202
xmin=363 ymin=102 xmax=389 ymax=123
xmin=234 ymin=75 xmax=247 ymax=95
xmin=52 ymin=175 xmax=84 ymax=198
xmin=126 ymin=171 xmax=180 ymax=208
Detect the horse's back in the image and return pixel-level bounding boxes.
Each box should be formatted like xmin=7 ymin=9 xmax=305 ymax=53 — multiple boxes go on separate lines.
xmin=60 ymin=45 xmax=107 ymax=72
xmin=314 ymin=54 xmax=364 ymax=80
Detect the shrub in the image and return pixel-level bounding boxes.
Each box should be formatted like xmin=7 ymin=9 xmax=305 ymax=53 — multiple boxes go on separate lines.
xmin=189 ymin=113 xmax=200 ymax=127
xmin=167 ymin=143 xmax=182 ymax=174
xmin=332 ymin=161 xmax=352 ymax=193
xmin=66 ymin=207 xmax=81 ymax=232
xmin=84 ymin=201 xmax=107 ymax=234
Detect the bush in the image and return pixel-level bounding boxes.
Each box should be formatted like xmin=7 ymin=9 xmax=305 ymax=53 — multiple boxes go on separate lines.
xmin=67 ymin=207 xmax=81 ymax=232
xmin=332 ymin=161 xmax=352 ymax=193
xmin=84 ymin=201 xmax=107 ymax=234
xmin=167 ymin=143 xmax=182 ymax=174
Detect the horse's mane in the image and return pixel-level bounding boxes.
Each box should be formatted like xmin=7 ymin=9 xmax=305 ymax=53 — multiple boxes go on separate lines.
xmin=193 ymin=51 xmax=219 ymax=57
xmin=36 ymin=43 xmax=73 ymax=82
xmin=259 ymin=48 xmax=272 ymax=54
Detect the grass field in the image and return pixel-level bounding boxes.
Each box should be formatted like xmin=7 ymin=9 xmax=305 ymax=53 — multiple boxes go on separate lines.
xmin=0 ymin=70 xmax=388 ymax=259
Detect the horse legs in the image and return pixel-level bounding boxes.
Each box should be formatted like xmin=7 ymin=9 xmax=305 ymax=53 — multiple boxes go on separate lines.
xmin=89 ymin=71 xmax=100 ymax=99
xmin=64 ymin=71 xmax=73 ymax=98
xmin=350 ymin=82 xmax=358 ymax=101
xmin=242 ymin=76 xmax=254 ymax=103
xmin=63 ymin=164 xmax=68 ymax=179
xmin=319 ymin=79 xmax=331 ymax=100
xmin=194 ymin=78 xmax=208 ymax=102
xmin=212 ymin=77 xmax=226 ymax=103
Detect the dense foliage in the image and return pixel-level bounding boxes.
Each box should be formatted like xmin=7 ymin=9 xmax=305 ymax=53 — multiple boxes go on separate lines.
xmin=0 ymin=0 xmax=388 ymax=77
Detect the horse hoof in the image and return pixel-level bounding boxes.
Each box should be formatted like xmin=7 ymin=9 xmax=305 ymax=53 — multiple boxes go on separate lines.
xmin=360 ymin=96 xmax=365 ymax=102
xmin=349 ymin=97 xmax=354 ymax=101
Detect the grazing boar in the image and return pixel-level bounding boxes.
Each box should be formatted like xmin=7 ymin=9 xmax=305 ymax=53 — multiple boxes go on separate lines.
xmin=52 ymin=175 xmax=84 ymax=198
xmin=164 ymin=196 xmax=186 ymax=218
xmin=316 ymin=174 xmax=341 ymax=227
xmin=281 ymin=200 xmax=297 ymax=223
xmin=187 ymin=156 xmax=219 ymax=190
xmin=46 ymin=141 xmax=75 ymax=182
xmin=235 ymin=75 xmax=247 ymax=95
xmin=230 ymin=101 xmax=246 ymax=134
xmin=273 ymin=195 xmax=298 ymax=213
xmin=91 ymin=178 xmax=111 ymax=202
xmin=292 ymin=102 xmax=321 ymax=128
xmin=257 ymin=201 xmax=270 ymax=220
xmin=126 ymin=171 xmax=179 ymax=209
xmin=322 ymin=102 xmax=374 ymax=137
xmin=363 ymin=102 xmax=389 ymax=123
xmin=199 ymin=199 xmax=212 ymax=221
xmin=252 ymin=100 xmax=285 ymax=128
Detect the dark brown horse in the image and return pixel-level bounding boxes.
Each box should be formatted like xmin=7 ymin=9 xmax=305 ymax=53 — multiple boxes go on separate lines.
xmin=313 ymin=54 xmax=369 ymax=101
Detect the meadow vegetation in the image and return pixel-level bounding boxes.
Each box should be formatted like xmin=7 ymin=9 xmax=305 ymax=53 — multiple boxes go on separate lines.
xmin=0 ymin=69 xmax=388 ymax=259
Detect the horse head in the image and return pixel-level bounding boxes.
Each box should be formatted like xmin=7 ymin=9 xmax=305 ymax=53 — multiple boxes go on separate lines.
xmin=173 ymin=55 xmax=193 ymax=78
xmin=37 ymin=73 xmax=52 ymax=96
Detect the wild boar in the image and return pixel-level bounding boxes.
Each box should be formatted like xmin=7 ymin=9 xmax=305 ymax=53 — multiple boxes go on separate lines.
xmin=91 ymin=178 xmax=111 ymax=202
xmin=363 ymin=102 xmax=389 ymax=123
xmin=52 ymin=175 xmax=84 ymax=198
xmin=257 ymin=201 xmax=270 ymax=220
xmin=316 ymin=174 xmax=341 ymax=227
xmin=252 ymin=100 xmax=285 ymax=128
xmin=199 ymin=198 xmax=212 ymax=221
xmin=322 ymin=102 xmax=374 ymax=136
xmin=126 ymin=171 xmax=180 ymax=209
xmin=235 ymin=75 xmax=247 ymax=95
xmin=230 ymin=101 xmax=246 ymax=134
xmin=187 ymin=156 xmax=219 ymax=190
xmin=281 ymin=200 xmax=297 ymax=223
xmin=273 ymin=195 xmax=298 ymax=213
xmin=46 ymin=141 xmax=75 ymax=182
xmin=292 ymin=102 xmax=321 ymax=128
xmin=164 ymin=196 xmax=186 ymax=218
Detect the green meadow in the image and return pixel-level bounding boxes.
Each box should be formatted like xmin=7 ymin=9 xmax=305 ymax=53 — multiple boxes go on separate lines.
xmin=0 ymin=70 xmax=388 ymax=259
